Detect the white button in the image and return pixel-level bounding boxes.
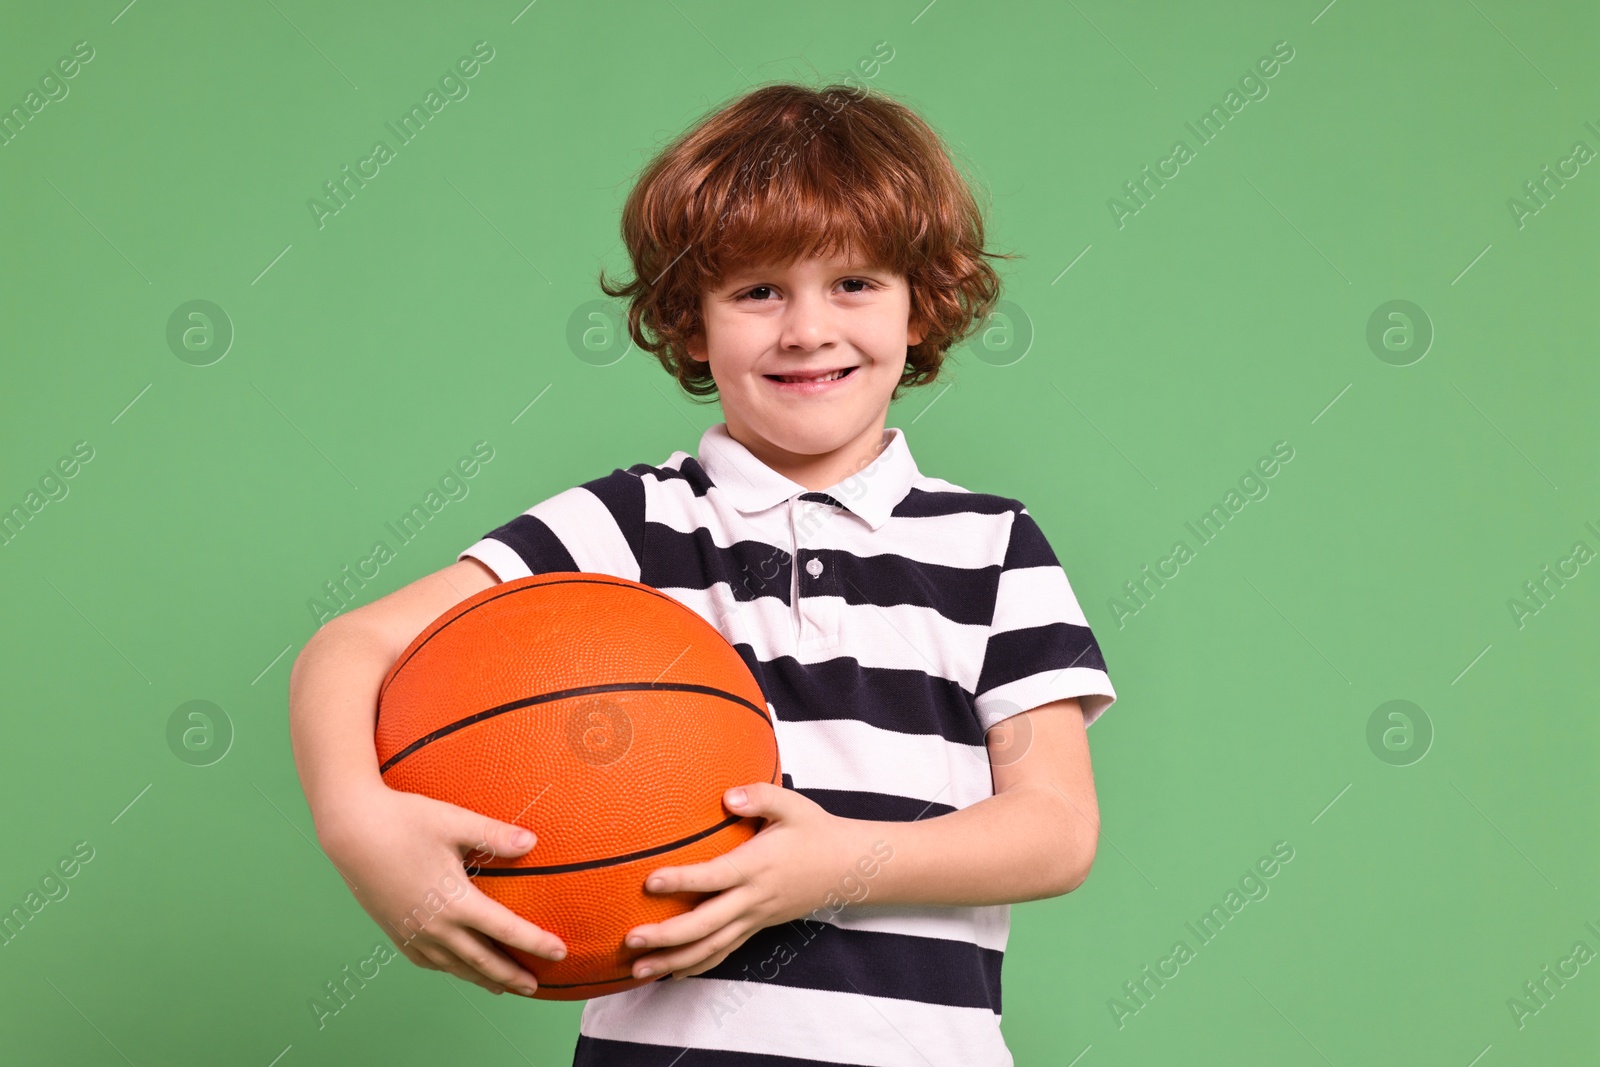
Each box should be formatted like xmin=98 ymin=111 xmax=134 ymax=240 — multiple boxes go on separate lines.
xmin=805 ymin=558 xmax=823 ymax=577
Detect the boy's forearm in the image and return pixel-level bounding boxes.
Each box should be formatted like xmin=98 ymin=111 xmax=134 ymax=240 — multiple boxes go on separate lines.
xmin=287 ymin=619 xmax=392 ymax=839
xmin=831 ymin=783 xmax=1098 ymax=909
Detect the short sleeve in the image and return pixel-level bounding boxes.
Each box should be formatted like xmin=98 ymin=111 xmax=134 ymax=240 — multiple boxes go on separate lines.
xmin=458 ymin=467 xmax=646 ymax=583
xmin=972 ymin=506 xmax=1116 ymax=730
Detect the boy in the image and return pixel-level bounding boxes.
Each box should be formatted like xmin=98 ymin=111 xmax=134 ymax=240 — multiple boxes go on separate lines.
xmin=289 ymin=81 xmax=1115 ymax=1065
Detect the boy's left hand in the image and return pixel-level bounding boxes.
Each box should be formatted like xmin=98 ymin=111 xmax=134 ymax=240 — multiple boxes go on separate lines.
xmin=624 ymin=782 xmax=859 ymax=981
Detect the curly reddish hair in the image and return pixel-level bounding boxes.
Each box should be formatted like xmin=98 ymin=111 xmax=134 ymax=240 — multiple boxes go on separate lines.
xmin=598 ymin=81 xmax=1013 ymax=404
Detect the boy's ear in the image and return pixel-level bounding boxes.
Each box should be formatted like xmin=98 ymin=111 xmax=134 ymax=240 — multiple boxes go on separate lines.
xmin=906 ymin=316 xmax=926 ymax=348
xmin=686 ymin=329 xmax=707 ymax=362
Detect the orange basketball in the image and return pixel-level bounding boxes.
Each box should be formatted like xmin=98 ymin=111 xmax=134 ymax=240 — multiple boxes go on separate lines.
xmin=374 ymin=572 xmax=780 ymax=1000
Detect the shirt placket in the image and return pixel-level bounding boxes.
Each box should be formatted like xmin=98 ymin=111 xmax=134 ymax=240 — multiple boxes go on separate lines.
xmin=791 ymin=494 xmax=842 ymax=654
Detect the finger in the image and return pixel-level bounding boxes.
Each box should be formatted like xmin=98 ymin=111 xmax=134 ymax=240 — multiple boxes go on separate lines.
xmin=723 ymin=780 xmax=803 ymax=821
xmin=442 ymin=803 xmax=537 ymax=866
xmin=626 ymin=886 xmax=750 ymax=953
xmin=642 ymin=851 xmax=750 ymax=896
xmin=442 ymin=927 xmax=543 ymax=997
xmin=416 ymin=940 xmax=508 ymax=996
xmin=396 ymin=941 xmax=439 ymax=971
xmin=636 ymin=920 xmax=752 ymax=980
xmin=458 ymin=890 xmax=568 ymax=962
xmin=675 ymin=929 xmax=756 ymax=978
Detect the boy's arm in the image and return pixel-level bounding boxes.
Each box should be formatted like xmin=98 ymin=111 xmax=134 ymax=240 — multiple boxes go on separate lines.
xmin=624 ymin=696 xmax=1100 ymax=979
xmin=845 ymin=694 xmax=1100 ymax=904
xmin=288 ymin=557 xmax=569 ymax=998
xmin=290 ymin=559 xmax=494 ymax=828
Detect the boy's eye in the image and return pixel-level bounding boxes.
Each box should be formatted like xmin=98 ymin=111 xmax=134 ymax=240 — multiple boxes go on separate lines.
xmin=734 ymin=278 xmax=880 ymax=301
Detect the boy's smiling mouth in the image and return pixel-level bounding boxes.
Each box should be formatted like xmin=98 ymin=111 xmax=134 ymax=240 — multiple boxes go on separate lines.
xmin=763 ymin=366 xmax=858 ymax=387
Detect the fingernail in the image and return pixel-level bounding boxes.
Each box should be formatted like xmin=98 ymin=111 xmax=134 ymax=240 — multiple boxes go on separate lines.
xmin=551 ymin=948 xmax=566 ymax=960
xmin=511 ymin=829 xmax=535 ymax=848
xmin=727 ymin=788 xmax=747 ymax=807
xmin=626 ymin=936 xmax=644 ymax=948
xmin=636 ymin=966 xmax=653 ymax=978
xmin=646 ymin=878 xmax=665 ymax=892
xmin=517 ymin=984 xmax=537 ymax=996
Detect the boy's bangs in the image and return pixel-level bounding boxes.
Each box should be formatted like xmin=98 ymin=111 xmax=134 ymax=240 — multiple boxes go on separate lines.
xmin=700 ymin=144 xmax=907 ymax=284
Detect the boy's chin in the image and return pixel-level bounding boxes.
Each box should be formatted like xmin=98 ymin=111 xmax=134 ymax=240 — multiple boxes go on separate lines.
xmin=751 ymin=419 xmax=878 ymax=459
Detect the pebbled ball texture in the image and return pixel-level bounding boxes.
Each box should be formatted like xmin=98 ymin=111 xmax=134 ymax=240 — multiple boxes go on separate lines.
xmin=376 ymin=572 xmax=779 ymax=1000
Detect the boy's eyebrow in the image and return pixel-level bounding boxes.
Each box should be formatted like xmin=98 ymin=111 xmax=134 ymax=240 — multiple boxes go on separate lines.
xmin=718 ymin=261 xmax=899 ymax=285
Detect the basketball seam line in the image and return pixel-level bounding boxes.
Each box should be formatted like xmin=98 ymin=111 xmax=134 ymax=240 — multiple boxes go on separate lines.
xmin=474 ymin=811 xmax=748 ymax=875
xmin=377 ymin=680 xmax=772 ymax=773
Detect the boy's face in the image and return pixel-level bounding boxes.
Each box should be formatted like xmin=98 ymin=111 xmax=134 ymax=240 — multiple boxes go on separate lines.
xmin=687 ymin=252 xmax=925 ymax=470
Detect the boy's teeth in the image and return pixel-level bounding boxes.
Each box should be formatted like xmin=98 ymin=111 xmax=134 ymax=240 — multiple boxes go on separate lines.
xmin=779 ymin=369 xmax=847 ymax=383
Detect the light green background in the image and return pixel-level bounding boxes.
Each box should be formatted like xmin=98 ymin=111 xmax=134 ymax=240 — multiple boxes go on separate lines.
xmin=2 ymin=1 xmax=1596 ymax=1063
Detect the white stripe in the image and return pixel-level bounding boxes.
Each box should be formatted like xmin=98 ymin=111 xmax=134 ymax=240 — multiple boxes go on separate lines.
xmin=528 ymin=484 xmax=641 ymax=581
xmin=457 ymin=538 xmax=529 ymax=582
xmin=830 ymin=900 xmax=1012 ymax=953
xmin=973 ymin=667 xmax=1116 ymax=731
xmin=911 ymin=475 xmax=978 ymax=495
xmin=647 ymin=468 xmax=1014 ymax=571
xmin=580 ymin=978 xmax=1011 ymax=1067
xmin=827 ymin=510 xmax=1010 ymax=570
xmin=660 ymin=584 xmax=987 ymax=683
xmin=991 ymin=564 xmax=1090 ymax=630
xmin=775 ymin=717 xmax=994 ymax=810
xmin=649 ymin=478 xmax=799 ymax=564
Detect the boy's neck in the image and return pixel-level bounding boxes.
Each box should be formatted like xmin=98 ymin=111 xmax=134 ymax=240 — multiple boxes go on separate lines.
xmin=722 ymin=416 xmax=889 ymax=494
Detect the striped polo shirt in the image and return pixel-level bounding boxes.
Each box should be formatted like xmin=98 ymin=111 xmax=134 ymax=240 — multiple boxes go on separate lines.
xmin=458 ymin=421 xmax=1115 ymax=1067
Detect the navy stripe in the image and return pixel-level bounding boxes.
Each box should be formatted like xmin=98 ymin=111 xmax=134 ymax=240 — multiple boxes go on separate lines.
xmin=583 ymin=468 xmax=647 ymax=568
xmin=745 ymin=650 xmax=986 ymax=745
xmin=1002 ymin=509 xmax=1062 ymax=570
xmin=634 ymin=456 xmax=715 ymax=497
xmin=819 ymin=548 xmax=998 ymax=626
xmin=643 ymin=525 xmax=793 ymax=605
xmin=482 ymin=513 xmax=577 ymax=574
xmin=693 ymin=921 xmax=1003 ymax=1012
xmin=638 ymin=529 xmax=997 ymax=627
xmin=892 ymin=486 xmax=1019 ymax=519
xmin=573 ymin=1037 xmax=863 ymax=1067
xmin=978 ymin=621 xmax=1106 ymax=696
xmin=796 ymin=786 xmax=957 ymax=822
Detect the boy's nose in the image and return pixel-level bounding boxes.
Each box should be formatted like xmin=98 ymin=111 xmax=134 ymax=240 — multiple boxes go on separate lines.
xmin=778 ymin=294 xmax=837 ymax=351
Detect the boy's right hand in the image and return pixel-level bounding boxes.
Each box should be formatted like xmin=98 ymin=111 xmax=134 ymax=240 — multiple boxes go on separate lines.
xmin=316 ymin=782 xmax=567 ymax=997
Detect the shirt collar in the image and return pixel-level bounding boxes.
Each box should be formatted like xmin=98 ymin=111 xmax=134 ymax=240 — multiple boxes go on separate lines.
xmin=695 ymin=421 xmax=920 ymax=531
